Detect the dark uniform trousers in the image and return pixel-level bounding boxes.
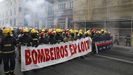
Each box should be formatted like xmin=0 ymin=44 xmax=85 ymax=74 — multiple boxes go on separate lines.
xmin=2 ymin=52 xmax=16 ymax=74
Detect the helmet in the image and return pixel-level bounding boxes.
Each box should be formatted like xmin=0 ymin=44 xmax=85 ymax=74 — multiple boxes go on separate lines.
xmin=85 ymin=30 xmax=91 ymax=35
xmin=65 ymin=29 xmax=69 ymax=32
xmin=31 ymin=28 xmax=38 ymax=33
xmin=10 ymin=27 xmax=14 ymax=31
xmin=56 ymin=29 xmax=62 ymax=33
xmin=101 ymin=29 xmax=104 ymax=32
xmin=41 ymin=29 xmax=45 ymax=32
xmin=69 ymin=29 xmax=74 ymax=33
xmin=48 ymin=29 xmax=53 ymax=32
xmin=78 ymin=29 xmax=83 ymax=34
xmin=52 ymin=30 xmax=56 ymax=34
xmin=3 ymin=27 xmax=12 ymax=36
xmin=79 ymin=29 xmax=83 ymax=32
xmin=96 ymin=31 xmax=101 ymax=34
xmin=22 ymin=27 xmax=29 ymax=33
xmin=100 ymin=29 xmax=107 ymax=34
xmin=78 ymin=31 xmax=83 ymax=35
xmin=74 ymin=29 xmax=78 ymax=33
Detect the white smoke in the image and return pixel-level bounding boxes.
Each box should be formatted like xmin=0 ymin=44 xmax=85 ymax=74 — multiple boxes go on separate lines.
xmin=22 ymin=0 xmax=65 ymax=28
xmin=22 ymin=0 xmax=53 ymax=28
xmin=24 ymin=0 xmax=45 ymax=14
xmin=0 ymin=0 xmax=4 ymax=2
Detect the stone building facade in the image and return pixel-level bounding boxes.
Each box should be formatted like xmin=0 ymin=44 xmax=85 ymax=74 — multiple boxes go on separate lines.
xmin=73 ymin=0 xmax=133 ymax=38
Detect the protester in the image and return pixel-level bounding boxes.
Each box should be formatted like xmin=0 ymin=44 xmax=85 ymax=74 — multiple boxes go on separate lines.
xmin=18 ymin=27 xmax=32 ymax=63
xmin=0 ymin=27 xmax=113 ymax=75
xmin=30 ymin=28 xmax=39 ymax=47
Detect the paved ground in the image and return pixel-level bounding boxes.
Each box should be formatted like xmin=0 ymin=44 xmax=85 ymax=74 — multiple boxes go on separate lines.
xmin=0 ymin=46 xmax=133 ymax=75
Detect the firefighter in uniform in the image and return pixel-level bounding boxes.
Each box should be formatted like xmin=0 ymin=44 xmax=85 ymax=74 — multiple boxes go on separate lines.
xmin=74 ymin=29 xmax=79 ymax=40
xmin=125 ymin=35 xmax=131 ymax=46
xmin=55 ymin=29 xmax=63 ymax=43
xmin=101 ymin=29 xmax=107 ymax=50
xmin=30 ymin=28 xmax=39 ymax=47
xmin=77 ymin=30 xmax=85 ymax=59
xmin=77 ymin=30 xmax=83 ymax=39
xmin=63 ymin=29 xmax=70 ymax=42
xmin=48 ymin=29 xmax=56 ymax=44
xmin=18 ymin=27 xmax=32 ymax=63
xmin=1 ymin=28 xmax=17 ymax=75
xmin=18 ymin=27 xmax=32 ymax=46
xmin=85 ymin=30 xmax=91 ymax=37
xmin=39 ymin=29 xmax=49 ymax=44
xmin=90 ymin=28 xmax=97 ymax=54
xmin=95 ymin=30 xmax=102 ymax=51
xmin=69 ymin=29 xmax=75 ymax=41
xmin=0 ymin=28 xmax=3 ymax=64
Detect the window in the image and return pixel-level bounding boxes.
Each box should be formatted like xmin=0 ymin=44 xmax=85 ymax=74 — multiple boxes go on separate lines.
xmin=63 ymin=3 xmax=66 ymax=9
xmin=58 ymin=4 xmax=62 ymax=9
xmin=19 ymin=7 xmax=22 ymax=12
xmin=70 ymin=1 xmax=73 ymax=8
xmin=58 ymin=3 xmax=66 ymax=9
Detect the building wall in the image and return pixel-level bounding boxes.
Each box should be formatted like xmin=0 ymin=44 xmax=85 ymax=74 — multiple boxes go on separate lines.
xmin=46 ymin=2 xmax=54 ymax=28
xmin=92 ymin=0 xmax=133 ymax=38
xmin=92 ymin=0 xmax=133 ymax=21
xmin=73 ymin=0 xmax=133 ymax=36
xmin=73 ymin=0 xmax=88 ymax=22
xmin=73 ymin=0 xmax=133 ymax=22
xmin=0 ymin=0 xmax=21 ymax=27
xmin=53 ymin=0 xmax=73 ymax=29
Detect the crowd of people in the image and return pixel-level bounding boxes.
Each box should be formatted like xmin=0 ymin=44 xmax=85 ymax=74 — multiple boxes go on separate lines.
xmin=0 ymin=27 xmax=112 ymax=75
xmin=0 ymin=27 xmax=112 ymax=46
